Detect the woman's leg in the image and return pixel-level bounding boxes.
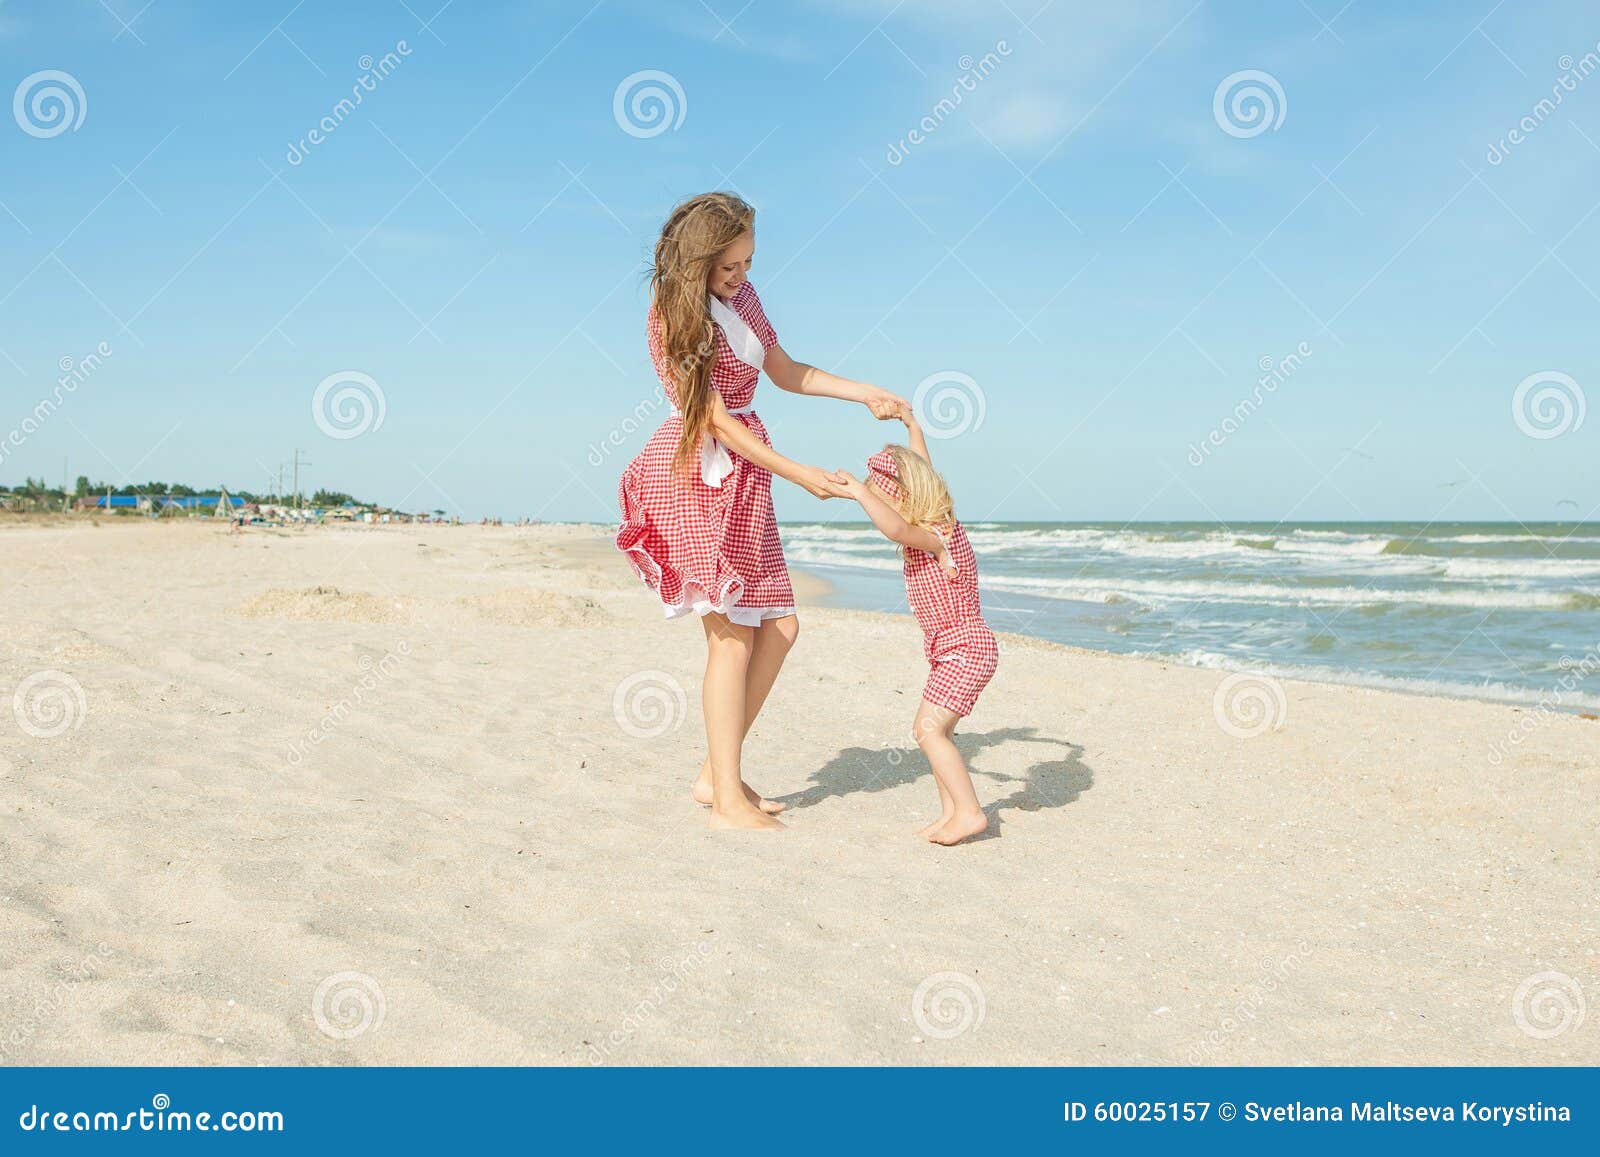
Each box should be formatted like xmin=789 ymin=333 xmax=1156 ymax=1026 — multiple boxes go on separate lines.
xmin=913 ymin=699 xmax=987 ymax=845
xmin=692 ymin=614 xmax=799 ymax=813
xmin=700 ymin=613 xmax=784 ymax=830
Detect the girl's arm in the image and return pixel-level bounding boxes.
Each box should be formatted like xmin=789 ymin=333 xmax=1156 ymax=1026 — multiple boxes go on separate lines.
xmin=899 ymin=408 xmax=931 ymax=465
xmin=837 ymin=472 xmax=957 ymax=577
xmin=763 ymin=343 xmax=907 ymax=419
xmin=707 ymin=391 xmax=846 ymax=500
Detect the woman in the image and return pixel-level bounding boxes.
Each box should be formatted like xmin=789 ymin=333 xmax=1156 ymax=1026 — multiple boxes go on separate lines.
xmin=617 ymin=192 xmax=907 ymax=830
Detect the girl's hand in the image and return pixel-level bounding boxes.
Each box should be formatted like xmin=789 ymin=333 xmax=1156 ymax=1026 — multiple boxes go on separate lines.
xmin=862 ymin=387 xmax=910 ymax=421
xmin=830 ymin=469 xmax=868 ymax=499
xmin=797 ymin=465 xmax=850 ymax=500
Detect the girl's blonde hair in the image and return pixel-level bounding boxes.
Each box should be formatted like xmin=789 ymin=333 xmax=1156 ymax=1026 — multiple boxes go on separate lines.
xmin=650 ymin=191 xmax=757 ymax=476
xmin=883 ymin=444 xmax=954 ymax=530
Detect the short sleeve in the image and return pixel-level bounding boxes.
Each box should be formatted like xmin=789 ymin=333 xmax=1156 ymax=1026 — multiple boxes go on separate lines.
xmin=734 ymin=282 xmax=778 ymax=348
xmin=646 ymin=307 xmax=682 ymax=406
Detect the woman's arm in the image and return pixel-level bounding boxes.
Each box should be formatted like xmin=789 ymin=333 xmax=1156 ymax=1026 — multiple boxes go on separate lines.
xmin=837 ymin=472 xmax=957 ymax=576
xmin=707 ymin=391 xmax=845 ymax=500
xmin=764 ymin=343 xmax=907 ymax=419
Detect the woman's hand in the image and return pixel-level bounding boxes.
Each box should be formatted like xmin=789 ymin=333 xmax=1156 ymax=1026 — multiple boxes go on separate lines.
xmin=831 ymin=468 xmax=866 ymax=498
xmin=796 ymin=465 xmax=852 ymax=500
xmin=862 ymin=387 xmax=910 ymax=421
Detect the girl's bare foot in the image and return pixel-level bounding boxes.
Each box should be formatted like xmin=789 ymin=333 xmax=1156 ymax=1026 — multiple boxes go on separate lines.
xmin=708 ymin=801 xmax=787 ymax=831
xmin=916 ymin=814 xmax=954 ymax=839
xmin=928 ymin=811 xmax=988 ymax=846
xmin=692 ymin=761 xmax=785 ymax=814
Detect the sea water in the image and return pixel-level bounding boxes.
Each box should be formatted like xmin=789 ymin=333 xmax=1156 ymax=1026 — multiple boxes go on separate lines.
xmin=782 ymin=521 xmax=1600 ymax=711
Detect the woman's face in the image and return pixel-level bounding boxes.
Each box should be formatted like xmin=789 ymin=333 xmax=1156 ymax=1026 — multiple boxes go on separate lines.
xmin=707 ymin=231 xmax=754 ymax=299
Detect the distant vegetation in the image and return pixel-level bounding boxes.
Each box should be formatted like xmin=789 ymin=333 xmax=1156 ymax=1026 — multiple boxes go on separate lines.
xmin=0 ymin=476 xmax=377 ymax=511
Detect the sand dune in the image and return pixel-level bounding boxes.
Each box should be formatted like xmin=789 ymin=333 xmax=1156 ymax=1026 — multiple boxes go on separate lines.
xmin=0 ymin=520 xmax=1594 ymax=1065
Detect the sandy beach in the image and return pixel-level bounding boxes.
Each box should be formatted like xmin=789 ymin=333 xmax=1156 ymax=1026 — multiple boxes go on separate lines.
xmin=1 ymin=519 xmax=1594 ymax=1065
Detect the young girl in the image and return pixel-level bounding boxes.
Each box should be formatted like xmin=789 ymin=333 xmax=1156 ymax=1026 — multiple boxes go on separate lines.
xmin=835 ymin=411 xmax=999 ymax=845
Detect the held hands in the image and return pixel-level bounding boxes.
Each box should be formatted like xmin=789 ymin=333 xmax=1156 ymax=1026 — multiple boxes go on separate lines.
xmin=863 ymin=387 xmax=911 ymax=421
xmin=798 ymin=465 xmax=854 ymax=500
xmin=831 ymin=468 xmax=866 ymax=497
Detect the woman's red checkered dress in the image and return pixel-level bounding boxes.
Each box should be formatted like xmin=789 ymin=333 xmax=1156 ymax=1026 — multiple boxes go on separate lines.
xmin=867 ymin=449 xmax=998 ymax=717
xmin=616 ymin=282 xmax=795 ymax=624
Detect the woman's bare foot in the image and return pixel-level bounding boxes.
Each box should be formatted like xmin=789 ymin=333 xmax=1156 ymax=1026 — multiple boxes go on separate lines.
xmin=928 ymin=810 xmax=988 ymax=846
xmin=708 ymin=801 xmax=787 ymax=831
xmin=916 ymin=814 xmax=954 ymax=839
xmin=692 ymin=761 xmax=785 ymax=814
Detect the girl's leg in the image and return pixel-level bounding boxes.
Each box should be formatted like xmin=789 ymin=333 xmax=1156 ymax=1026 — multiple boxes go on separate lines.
xmin=700 ymin=613 xmax=784 ymax=830
xmin=915 ymin=774 xmax=956 ymax=839
xmin=692 ymin=614 xmax=798 ymax=813
xmin=913 ymin=699 xmax=987 ymax=845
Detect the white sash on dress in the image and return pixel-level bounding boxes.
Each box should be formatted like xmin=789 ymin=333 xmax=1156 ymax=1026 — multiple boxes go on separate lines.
xmin=707 ymin=292 xmax=766 ymax=372
xmin=691 ymin=292 xmax=766 ymax=488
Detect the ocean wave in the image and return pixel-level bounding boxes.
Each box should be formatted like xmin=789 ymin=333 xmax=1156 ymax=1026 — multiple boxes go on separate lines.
xmin=978 ymin=573 xmax=1599 ymax=611
xmin=1440 ymin=557 xmax=1600 ymax=580
xmin=1154 ymin=650 xmax=1600 ymax=713
xmin=783 ymin=546 xmax=903 ymax=573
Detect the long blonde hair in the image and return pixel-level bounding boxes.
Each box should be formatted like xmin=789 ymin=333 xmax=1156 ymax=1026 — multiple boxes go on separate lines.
xmin=883 ymin=444 xmax=955 ymax=534
xmin=651 ymin=192 xmax=756 ymax=476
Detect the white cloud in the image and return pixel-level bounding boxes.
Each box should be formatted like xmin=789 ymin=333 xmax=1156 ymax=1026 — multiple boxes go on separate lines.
xmin=980 ymin=91 xmax=1072 ymax=150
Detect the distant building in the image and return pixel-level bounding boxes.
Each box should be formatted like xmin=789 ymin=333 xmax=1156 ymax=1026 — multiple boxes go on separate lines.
xmin=75 ymin=494 xmax=245 ymax=513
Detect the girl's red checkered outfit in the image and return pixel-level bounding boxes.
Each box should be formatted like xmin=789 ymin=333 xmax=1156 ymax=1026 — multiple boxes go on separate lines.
xmin=616 ymin=283 xmax=795 ymax=627
xmin=866 ymin=449 xmax=998 ymax=717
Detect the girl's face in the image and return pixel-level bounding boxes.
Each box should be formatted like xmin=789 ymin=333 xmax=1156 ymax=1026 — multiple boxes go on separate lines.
xmin=707 ymin=231 xmax=754 ymax=299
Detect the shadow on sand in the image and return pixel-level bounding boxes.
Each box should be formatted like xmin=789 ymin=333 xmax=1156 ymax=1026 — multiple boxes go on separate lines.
xmin=771 ymin=725 xmax=1093 ymax=838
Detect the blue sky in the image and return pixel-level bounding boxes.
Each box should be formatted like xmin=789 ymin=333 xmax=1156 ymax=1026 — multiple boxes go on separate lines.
xmin=1 ymin=0 xmax=1597 ymax=522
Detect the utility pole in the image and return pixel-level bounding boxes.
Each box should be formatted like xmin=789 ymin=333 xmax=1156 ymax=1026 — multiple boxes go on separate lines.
xmin=292 ymin=448 xmax=311 ymax=511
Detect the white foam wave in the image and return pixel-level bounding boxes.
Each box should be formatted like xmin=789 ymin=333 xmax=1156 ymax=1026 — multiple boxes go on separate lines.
xmin=978 ymin=573 xmax=1590 ymax=611
xmin=1156 ymin=649 xmax=1600 ymax=713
